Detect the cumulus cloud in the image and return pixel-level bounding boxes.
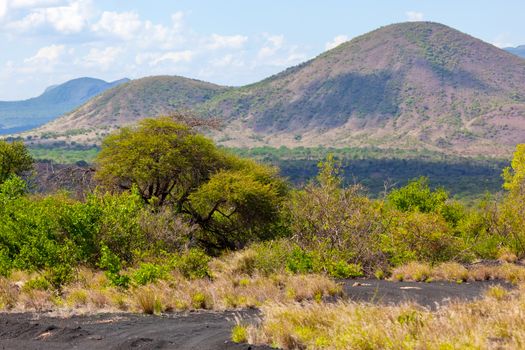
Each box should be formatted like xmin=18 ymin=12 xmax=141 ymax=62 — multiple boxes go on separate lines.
xmin=207 ymin=33 xmax=248 ymax=50
xmin=151 ymin=50 xmax=193 ymax=65
xmin=10 ymin=0 xmax=64 ymax=8
xmin=92 ymin=11 xmax=142 ymax=40
xmin=81 ymin=46 xmax=123 ymax=69
xmin=8 ymin=0 xmax=91 ymax=33
xmin=136 ymin=50 xmax=194 ymax=67
xmin=257 ymin=34 xmax=284 ymax=58
xmin=0 ymin=0 xmax=7 ymax=19
xmin=406 ymin=11 xmax=424 ymax=22
xmin=24 ymin=43 xmax=65 ymax=63
xmin=325 ymin=35 xmax=348 ymax=50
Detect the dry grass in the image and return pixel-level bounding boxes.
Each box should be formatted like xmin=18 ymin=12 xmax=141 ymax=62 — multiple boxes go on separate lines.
xmin=244 ymin=284 xmax=525 ymax=349
xmin=391 ymin=262 xmax=525 ymax=284
xmin=0 ymin=269 xmax=340 ymax=314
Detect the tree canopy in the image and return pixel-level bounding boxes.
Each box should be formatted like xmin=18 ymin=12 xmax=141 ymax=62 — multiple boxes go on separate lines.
xmin=95 ymin=116 xmax=287 ymax=252
xmin=503 ymin=144 xmax=525 ymax=195
xmin=0 ymin=140 xmax=33 ymax=185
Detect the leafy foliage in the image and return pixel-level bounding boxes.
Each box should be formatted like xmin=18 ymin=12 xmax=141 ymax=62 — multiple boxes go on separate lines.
xmin=0 ymin=140 xmax=33 ymax=185
xmin=96 ymin=117 xmax=287 ymax=252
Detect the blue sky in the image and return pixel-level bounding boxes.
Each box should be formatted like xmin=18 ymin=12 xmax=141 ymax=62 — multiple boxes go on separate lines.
xmin=0 ymin=0 xmax=523 ymax=100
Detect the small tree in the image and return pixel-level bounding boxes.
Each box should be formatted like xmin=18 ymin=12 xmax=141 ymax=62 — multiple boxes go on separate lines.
xmin=494 ymin=144 xmax=525 ymax=255
xmin=96 ymin=116 xmax=287 ymax=252
xmin=95 ymin=117 xmax=226 ymax=207
xmin=288 ymin=155 xmax=386 ymax=270
xmin=503 ymin=144 xmax=525 ymax=195
xmin=0 ymin=140 xmax=33 ymax=185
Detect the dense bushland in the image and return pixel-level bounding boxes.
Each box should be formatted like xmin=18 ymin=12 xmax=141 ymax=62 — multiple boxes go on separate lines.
xmin=0 ymin=118 xmax=525 ymax=292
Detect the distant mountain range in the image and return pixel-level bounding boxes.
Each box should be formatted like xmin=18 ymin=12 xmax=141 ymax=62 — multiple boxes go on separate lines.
xmin=505 ymin=45 xmax=525 ymax=59
xmin=28 ymin=22 xmax=525 ymax=157
xmin=0 ymin=77 xmax=129 ymax=134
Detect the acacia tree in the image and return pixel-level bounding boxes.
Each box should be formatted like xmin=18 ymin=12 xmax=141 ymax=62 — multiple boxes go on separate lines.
xmin=95 ymin=116 xmax=287 ymax=252
xmin=96 ymin=117 xmax=226 ymax=207
xmin=0 ymin=140 xmax=33 ymax=185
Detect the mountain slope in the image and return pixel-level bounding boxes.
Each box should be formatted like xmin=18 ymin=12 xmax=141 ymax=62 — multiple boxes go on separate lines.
xmin=203 ymin=22 xmax=525 ymax=155
xmin=39 ymin=76 xmax=230 ymax=133
xmin=505 ymin=45 xmax=525 ymax=58
xmin=34 ymin=22 xmax=525 ymax=157
xmin=0 ymin=77 xmax=129 ymax=134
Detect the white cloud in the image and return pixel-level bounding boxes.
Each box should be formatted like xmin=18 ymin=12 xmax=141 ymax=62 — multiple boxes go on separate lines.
xmin=10 ymin=0 xmax=63 ymax=8
xmin=211 ymin=54 xmax=244 ymax=68
xmin=81 ymin=46 xmax=123 ymax=69
xmin=325 ymin=35 xmax=348 ymax=50
xmin=8 ymin=0 xmax=91 ymax=33
xmin=406 ymin=11 xmax=424 ymax=22
xmin=24 ymin=44 xmax=65 ymax=63
xmin=92 ymin=11 xmax=142 ymax=40
xmin=257 ymin=34 xmax=284 ymax=58
xmin=207 ymin=33 xmax=248 ymax=50
xmin=0 ymin=0 xmax=7 ymax=19
xmin=147 ymin=50 xmax=194 ymax=66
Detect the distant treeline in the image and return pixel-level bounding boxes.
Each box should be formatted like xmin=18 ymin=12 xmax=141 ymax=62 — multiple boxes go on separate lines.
xmin=228 ymin=146 xmax=508 ymax=200
xmin=27 ymin=144 xmax=508 ymax=199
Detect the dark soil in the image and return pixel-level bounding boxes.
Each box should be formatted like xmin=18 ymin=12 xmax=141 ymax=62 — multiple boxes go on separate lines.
xmin=0 ymin=310 xmax=270 ymax=350
xmin=0 ymin=279 xmax=513 ymax=349
xmin=342 ymin=279 xmax=512 ymax=309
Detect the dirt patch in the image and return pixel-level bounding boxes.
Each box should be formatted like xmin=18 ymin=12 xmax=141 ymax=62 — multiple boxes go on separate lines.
xmin=0 ymin=310 xmax=270 ymax=350
xmin=342 ymin=279 xmax=512 ymax=308
xmin=0 ymin=280 xmax=513 ymax=349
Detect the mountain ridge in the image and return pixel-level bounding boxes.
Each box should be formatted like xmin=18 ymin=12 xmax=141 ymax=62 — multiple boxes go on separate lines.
xmin=28 ymin=22 xmax=525 ymax=157
xmin=505 ymin=45 xmax=525 ymax=59
xmin=0 ymin=77 xmax=129 ymax=134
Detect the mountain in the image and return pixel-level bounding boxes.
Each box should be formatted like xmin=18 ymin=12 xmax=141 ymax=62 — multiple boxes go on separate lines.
xmin=0 ymin=77 xmax=129 ymax=134
xmin=34 ymin=22 xmax=525 ymax=157
xmin=505 ymin=45 xmax=525 ymax=58
xmin=38 ymin=76 xmax=230 ymax=134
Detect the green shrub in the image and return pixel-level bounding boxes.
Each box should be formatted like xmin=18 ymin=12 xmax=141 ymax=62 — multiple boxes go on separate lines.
xmin=23 ymin=277 xmax=51 ymax=292
xmin=286 ymin=248 xmax=314 ymax=274
xmin=132 ymin=263 xmax=167 ymax=286
xmin=326 ymin=261 xmax=363 ymax=279
xmin=172 ymin=249 xmax=211 ymax=279
xmin=387 ymin=177 xmax=448 ymax=213
xmin=98 ymin=246 xmax=130 ymax=288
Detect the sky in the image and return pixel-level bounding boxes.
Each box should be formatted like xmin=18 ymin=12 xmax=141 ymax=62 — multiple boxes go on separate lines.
xmin=0 ymin=0 xmax=523 ymax=100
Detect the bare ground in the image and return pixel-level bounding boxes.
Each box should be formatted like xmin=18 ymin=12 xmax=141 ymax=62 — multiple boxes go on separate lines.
xmin=0 ymin=280 xmax=512 ymax=349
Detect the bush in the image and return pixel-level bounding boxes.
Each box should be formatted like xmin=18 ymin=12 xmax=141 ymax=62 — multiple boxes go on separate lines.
xmin=98 ymin=246 xmax=130 ymax=288
xmin=172 ymin=249 xmax=211 ymax=279
xmin=387 ymin=177 xmax=448 ymax=213
xmin=382 ymin=210 xmax=460 ymax=265
xmin=326 ymin=261 xmax=363 ymax=279
xmin=132 ymin=263 xmax=167 ymax=286
xmin=286 ymin=248 xmax=314 ymax=274
xmin=288 ymin=156 xmax=386 ymax=271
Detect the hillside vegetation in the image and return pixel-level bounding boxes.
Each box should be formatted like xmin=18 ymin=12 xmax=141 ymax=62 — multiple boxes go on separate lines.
xmin=30 ymin=22 xmax=525 ymax=157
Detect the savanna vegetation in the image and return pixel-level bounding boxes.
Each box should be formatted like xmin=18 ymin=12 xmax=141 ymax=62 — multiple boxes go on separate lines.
xmin=26 ymin=143 xmax=506 ymax=199
xmin=2 ymin=116 xmax=525 ymax=349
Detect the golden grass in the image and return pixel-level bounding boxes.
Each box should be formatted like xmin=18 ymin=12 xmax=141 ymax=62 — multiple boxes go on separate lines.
xmin=244 ymin=284 xmax=525 ymax=349
xmin=391 ymin=262 xmax=525 ymax=284
xmin=0 ymin=269 xmax=340 ymax=314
